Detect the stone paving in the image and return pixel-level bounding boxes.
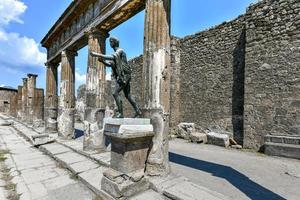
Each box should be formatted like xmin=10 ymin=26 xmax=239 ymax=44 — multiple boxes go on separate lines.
xmin=169 ymin=139 xmax=300 ymax=200
xmin=2 ymin=114 xmax=300 ymax=200
xmin=0 ymin=122 xmax=98 ymax=200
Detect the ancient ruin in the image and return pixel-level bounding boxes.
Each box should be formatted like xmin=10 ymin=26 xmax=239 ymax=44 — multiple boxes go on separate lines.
xmin=0 ymin=0 xmax=299 ymax=199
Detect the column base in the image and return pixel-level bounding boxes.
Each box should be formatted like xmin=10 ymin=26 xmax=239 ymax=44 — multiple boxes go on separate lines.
xmin=58 ymin=108 xmax=75 ymax=139
xmin=45 ymin=107 xmax=58 ymax=133
xmin=83 ymin=108 xmax=106 ymax=151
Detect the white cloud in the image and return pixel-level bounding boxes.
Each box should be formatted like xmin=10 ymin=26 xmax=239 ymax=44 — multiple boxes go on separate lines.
xmin=0 ymin=84 xmax=5 ymax=87
xmin=106 ymin=72 xmax=112 ymax=80
xmin=75 ymin=71 xmax=86 ymax=84
xmin=0 ymin=0 xmax=46 ymax=71
xmin=0 ymin=0 xmax=27 ymax=25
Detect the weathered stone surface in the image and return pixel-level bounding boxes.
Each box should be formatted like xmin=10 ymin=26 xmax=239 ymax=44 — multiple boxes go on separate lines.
xmin=57 ymin=108 xmax=75 ymax=139
xmin=101 ymin=168 xmax=149 ymax=199
xmin=163 ymin=180 xmax=229 ymax=200
xmin=104 ymin=121 xmax=154 ymax=174
xmin=175 ymin=123 xmax=195 ymax=140
xmin=130 ymin=189 xmax=165 ymax=200
xmin=0 ymin=87 xmax=18 ymax=115
xmin=190 ymin=132 xmax=207 ymax=144
xmin=207 ymin=132 xmax=230 ymax=147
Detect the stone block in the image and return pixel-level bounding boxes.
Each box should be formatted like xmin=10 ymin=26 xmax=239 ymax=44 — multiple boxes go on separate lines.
xmin=104 ymin=118 xmax=153 ymax=134
xmin=207 ymin=132 xmax=230 ymax=147
xmin=176 ymin=123 xmax=195 ymax=140
xmin=101 ymin=168 xmax=149 ymax=199
xmin=31 ymin=133 xmax=57 ymax=146
xmin=189 ymin=132 xmax=207 ymax=143
xmin=105 ymin=130 xmax=154 ymax=174
xmin=264 ymin=142 xmax=300 ymax=160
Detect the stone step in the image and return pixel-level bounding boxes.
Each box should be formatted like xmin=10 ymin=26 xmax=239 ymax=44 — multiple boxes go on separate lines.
xmin=130 ymin=190 xmax=165 ymax=200
xmin=57 ymin=138 xmax=110 ymax=167
xmin=265 ymin=135 xmax=300 ymax=145
xmin=264 ymin=142 xmax=300 ymax=160
xmin=163 ymin=180 xmax=229 ymax=200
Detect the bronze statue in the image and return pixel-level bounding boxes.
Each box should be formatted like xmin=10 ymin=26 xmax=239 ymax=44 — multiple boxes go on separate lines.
xmin=90 ymin=36 xmax=142 ymax=118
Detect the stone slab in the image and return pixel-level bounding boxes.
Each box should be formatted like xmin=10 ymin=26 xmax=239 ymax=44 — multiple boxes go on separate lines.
xmin=78 ymin=167 xmax=115 ymax=200
xmin=265 ymin=135 xmax=300 ymax=145
xmin=163 ymin=180 xmax=229 ymax=200
xmin=104 ymin=118 xmax=151 ymax=125
xmin=40 ymin=143 xmax=71 ymax=155
xmin=264 ymin=142 xmax=300 ymax=160
xmin=105 ymin=124 xmax=153 ymax=134
xmin=55 ymin=152 xmax=88 ymax=166
xmin=130 ymin=190 xmax=165 ymax=200
xmin=69 ymin=159 xmax=99 ymax=174
xmin=207 ymin=132 xmax=230 ymax=147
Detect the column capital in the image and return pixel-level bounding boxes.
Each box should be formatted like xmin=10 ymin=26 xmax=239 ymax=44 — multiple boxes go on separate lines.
xmin=27 ymin=73 xmax=38 ymax=78
xmin=61 ymin=49 xmax=78 ymax=58
xmin=22 ymin=78 xmax=28 ymax=83
xmin=45 ymin=61 xmax=59 ymax=68
xmin=85 ymin=27 xmax=109 ymax=39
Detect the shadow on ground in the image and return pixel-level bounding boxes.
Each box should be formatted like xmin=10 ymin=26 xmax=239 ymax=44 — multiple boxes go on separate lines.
xmin=169 ymin=152 xmax=285 ymax=200
xmin=74 ymin=129 xmax=84 ymax=139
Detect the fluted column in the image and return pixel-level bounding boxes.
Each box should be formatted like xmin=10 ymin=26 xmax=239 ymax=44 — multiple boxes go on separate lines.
xmin=45 ymin=62 xmax=58 ymax=132
xmin=17 ymin=86 xmax=23 ymax=120
xmin=83 ymin=28 xmax=109 ymax=150
xmin=27 ymin=74 xmax=38 ymax=124
xmin=143 ymin=0 xmax=171 ymax=176
xmin=58 ymin=50 xmax=77 ymax=139
xmin=21 ymin=78 xmax=28 ymax=122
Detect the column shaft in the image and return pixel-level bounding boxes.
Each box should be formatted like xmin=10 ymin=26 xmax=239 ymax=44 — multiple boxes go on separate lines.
xmin=143 ymin=0 xmax=171 ymax=176
xmin=45 ymin=62 xmax=58 ymax=132
xmin=27 ymin=74 xmax=38 ymax=124
xmin=58 ymin=50 xmax=77 ymax=139
xmin=84 ymin=29 xmax=108 ymax=151
xmin=21 ymin=78 xmax=28 ymax=122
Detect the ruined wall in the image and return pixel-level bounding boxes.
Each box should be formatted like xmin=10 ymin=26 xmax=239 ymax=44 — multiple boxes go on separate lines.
xmin=243 ymin=0 xmax=300 ymax=149
xmin=9 ymin=94 xmax=18 ymax=117
xmin=178 ymin=16 xmax=246 ymax=143
xmin=120 ymin=0 xmax=299 ymax=149
xmin=0 ymin=88 xmax=18 ymax=114
xmin=123 ymin=55 xmax=144 ymax=117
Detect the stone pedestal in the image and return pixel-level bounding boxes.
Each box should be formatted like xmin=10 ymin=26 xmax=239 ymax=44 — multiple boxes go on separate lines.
xmin=101 ymin=118 xmax=154 ymax=199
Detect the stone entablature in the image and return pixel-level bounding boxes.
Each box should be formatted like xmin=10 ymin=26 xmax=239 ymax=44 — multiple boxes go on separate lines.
xmin=41 ymin=0 xmax=145 ymax=63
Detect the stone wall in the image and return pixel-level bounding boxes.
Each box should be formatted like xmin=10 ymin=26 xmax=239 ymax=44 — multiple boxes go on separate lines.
xmin=33 ymin=89 xmax=44 ymax=121
xmin=117 ymin=0 xmax=299 ymax=149
xmin=243 ymin=0 xmax=300 ymax=149
xmin=123 ymin=55 xmax=144 ymax=117
xmin=0 ymin=88 xmax=18 ymax=114
xmin=178 ymin=16 xmax=246 ymax=143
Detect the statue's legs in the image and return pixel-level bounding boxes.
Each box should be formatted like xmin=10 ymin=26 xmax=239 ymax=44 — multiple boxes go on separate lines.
xmin=113 ymin=82 xmax=124 ymax=118
xmin=123 ymin=82 xmax=142 ymax=118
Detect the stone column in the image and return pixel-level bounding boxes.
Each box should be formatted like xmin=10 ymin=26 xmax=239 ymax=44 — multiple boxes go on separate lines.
xmin=21 ymin=78 xmax=28 ymax=122
xmin=33 ymin=88 xmax=44 ymax=126
xmin=58 ymin=50 xmax=77 ymax=139
xmin=143 ymin=0 xmax=171 ymax=176
xmin=17 ymin=86 xmax=23 ymax=120
xmin=45 ymin=62 xmax=58 ymax=133
xmin=27 ymin=74 xmax=38 ymax=124
xmin=83 ymin=28 xmax=108 ymax=150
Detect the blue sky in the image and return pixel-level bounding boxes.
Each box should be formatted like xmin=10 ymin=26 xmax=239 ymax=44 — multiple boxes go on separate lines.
xmin=0 ymin=0 xmax=257 ymax=93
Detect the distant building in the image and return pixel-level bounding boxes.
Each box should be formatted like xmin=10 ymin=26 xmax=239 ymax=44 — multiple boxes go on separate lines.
xmin=0 ymin=86 xmax=18 ymax=114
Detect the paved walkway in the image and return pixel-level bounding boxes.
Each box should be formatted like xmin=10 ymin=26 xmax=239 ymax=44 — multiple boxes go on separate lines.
xmin=0 ymin=124 xmax=98 ymax=200
xmin=169 ymin=139 xmax=300 ymax=200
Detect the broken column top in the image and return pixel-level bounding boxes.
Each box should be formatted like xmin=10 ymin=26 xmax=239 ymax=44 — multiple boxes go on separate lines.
xmin=27 ymin=74 xmax=38 ymax=78
xmin=22 ymin=78 xmax=28 ymax=83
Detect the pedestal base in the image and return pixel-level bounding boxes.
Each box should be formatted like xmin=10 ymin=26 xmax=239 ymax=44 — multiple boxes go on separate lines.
xmin=101 ymin=169 xmax=149 ymax=199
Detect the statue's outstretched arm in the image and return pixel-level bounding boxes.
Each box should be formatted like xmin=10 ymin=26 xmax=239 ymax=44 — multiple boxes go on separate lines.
xmin=100 ymin=59 xmax=113 ymax=67
xmin=90 ymin=51 xmax=114 ymax=60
